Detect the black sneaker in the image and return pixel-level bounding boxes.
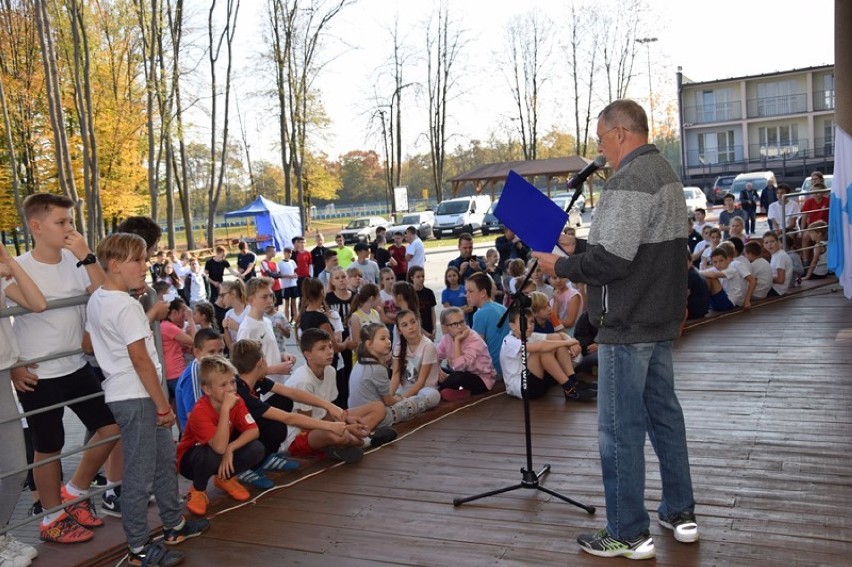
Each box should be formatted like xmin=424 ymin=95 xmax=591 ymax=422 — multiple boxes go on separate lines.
xmin=565 ymin=387 xmax=596 ymax=403
xmin=659 ymin=510 xmax=699 ymax=543
xmin=26 ymin=500 xmax=43 ymax=517
xmin=90 ymin=473 xmax=108 ymax=488
xmin=323 ymin=445 xmax=364 ymax=464
xmin=577 ymin=528 xmax=655 ymax=560
xmin=365 ymin=426 xmax=397 ymax=449
xmin=101 ymin=489 xmax=122 ymax=518
xmin=162 ymin=516 xmax=209 ymax=545
xmin=128 ymin=541 xmax=184 ymax=567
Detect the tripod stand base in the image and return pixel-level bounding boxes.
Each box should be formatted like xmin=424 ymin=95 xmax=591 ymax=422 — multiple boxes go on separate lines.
xmin=453 ymin=463 xmax=595 ymax=514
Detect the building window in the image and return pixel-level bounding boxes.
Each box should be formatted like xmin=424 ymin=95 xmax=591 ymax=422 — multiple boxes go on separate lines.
xmin=758 ymin=124 xmax=799 ymax=158
xmin=717 ymin=131 xmax=734 ymax=163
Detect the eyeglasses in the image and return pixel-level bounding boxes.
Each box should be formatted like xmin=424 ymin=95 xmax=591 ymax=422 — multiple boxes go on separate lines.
xmin=445 ymin=320 xmax=466 ymax=328
xmin=595 ymin=126 xmax=622 ymax=144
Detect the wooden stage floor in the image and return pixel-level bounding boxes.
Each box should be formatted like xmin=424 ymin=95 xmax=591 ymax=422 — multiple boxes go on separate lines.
xmin=49 ymin=285 xmax=852 ymax=566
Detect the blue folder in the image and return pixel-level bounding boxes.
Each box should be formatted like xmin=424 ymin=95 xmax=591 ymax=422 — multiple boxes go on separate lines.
xmin=494 ymin=170 xmax=568 ymax=252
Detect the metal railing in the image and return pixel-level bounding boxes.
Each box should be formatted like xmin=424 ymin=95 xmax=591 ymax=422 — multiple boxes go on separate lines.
xmin=747 ymin=93 xmax=807 ymax=118
xmin=1 ymin=292 xmax=166 ymax=536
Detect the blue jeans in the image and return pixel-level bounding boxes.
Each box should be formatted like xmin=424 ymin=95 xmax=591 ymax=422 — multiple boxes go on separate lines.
xmin=597 ymin=341 xmax=694 ymax=539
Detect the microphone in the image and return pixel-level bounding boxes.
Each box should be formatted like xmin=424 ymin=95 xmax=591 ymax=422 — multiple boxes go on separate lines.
xmin=567 ymin=155 xmax=607 ymax=190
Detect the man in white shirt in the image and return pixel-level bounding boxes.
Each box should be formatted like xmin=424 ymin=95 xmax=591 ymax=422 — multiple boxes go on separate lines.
xmin=404 ymin=226 xmax=426 ymax=269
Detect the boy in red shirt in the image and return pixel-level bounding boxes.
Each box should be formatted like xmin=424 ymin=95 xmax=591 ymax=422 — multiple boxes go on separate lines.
xmin=177 ymin=356 xmax=264 ymax=516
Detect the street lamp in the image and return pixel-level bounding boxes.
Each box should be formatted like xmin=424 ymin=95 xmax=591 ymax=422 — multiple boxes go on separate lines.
xmin=635 ymin=37 xmax=658 ymax=139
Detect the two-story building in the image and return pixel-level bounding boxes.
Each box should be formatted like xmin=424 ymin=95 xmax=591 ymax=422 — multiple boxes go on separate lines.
xmin=677 ymin=64 xmax=835 ymax=191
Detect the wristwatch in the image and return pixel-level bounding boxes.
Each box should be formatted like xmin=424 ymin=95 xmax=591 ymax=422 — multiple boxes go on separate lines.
xmin=76 ymin=253 xmax=97 ymax=268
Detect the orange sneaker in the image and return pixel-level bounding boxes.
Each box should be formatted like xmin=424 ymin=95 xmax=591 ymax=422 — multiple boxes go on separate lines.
xmin=61 ymin=485 xmax=104 ymax=528
xmin=40 ymin=512 xmax=94 ymax=544
xmin=213 ymin=476 xmax=250 ymax=502
xmin=186 ymin=488 xmax=208 ymax=516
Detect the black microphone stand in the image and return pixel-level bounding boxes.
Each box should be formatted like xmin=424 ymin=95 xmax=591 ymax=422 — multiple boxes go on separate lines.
xmin=452 ymin=259 xmax=595 ymax=514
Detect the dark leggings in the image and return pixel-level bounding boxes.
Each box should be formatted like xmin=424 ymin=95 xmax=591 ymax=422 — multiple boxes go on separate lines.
xmin=438 ymin=370 xmax=488 ymax=395
xmin=179 ymin=441 xmax=264 ymax=491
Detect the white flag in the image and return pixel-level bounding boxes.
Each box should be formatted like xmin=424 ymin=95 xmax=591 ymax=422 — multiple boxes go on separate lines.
xmin=828 ymin=126 xmax=852 ymax=298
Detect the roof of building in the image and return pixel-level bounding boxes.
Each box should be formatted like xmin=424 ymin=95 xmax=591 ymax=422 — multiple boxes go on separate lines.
xmin=447 ymin=155 xmax=595 ymax=183
xmin=679 ymin=63 xmax=834 ymax=88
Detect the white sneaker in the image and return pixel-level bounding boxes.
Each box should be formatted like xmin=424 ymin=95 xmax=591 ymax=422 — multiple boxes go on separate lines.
xmin=0 ymin=546 xmax=31 ymax=567
xmin=0 ymin=535 xmax=37 ymax=561
xmin=0 ymin=534 xmax=38 ymax=560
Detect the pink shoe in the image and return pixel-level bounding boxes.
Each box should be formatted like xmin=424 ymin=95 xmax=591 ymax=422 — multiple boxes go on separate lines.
xmin=440 ymin=388 xmax=472 ymax=402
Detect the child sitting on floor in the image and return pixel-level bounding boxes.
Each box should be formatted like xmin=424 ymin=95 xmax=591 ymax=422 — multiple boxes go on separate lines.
xmin=391 ymin=310 xmax=441 ymax=404
xmin=434 ymin=307 xmax=496 ymax=402
xmin=699 ymin=246 xmax=756 ymax=311
xmin=530 ymin=291 xmax=561 ymax=333
xmin=549 ymin=274 xmax=583 ymax=336
xmin=348 ymin=323 xmax=439 ymax=423
xmin=762 ymin=231 xmax=793 ymax=297
xmin=175 ymin=329 xmax=226 ymax=431
xmin=803 ymin=220 xmax=829 ymax=280
xmin=743 ymin=241 xmax=773 ymax=300
xmin=499 ymin=305 xmax=584 ymax=401
xmin=284 ymin=329 xmax=397 ymax=463
xmin=177 ymin=356 xmax=264 ymax=515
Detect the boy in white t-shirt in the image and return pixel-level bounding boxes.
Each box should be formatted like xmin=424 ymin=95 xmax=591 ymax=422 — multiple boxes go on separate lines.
xmin=699 ymin=247 xmax=756 ymax=311
xmin=743 ymin=241 xmax=773 ymax=300
xmin=762 ymin=231 xmax=793 ymax=297
xmin=498 ymin=307 xmax=585 ymax=401
xmin=236 ymin=278 xmax=296 ymax=385
xmin=283 ymin=329 xmax=396 ymax=462
xmin=0 ymin=244 xmax=46 ymax=563
xmin=8 ymin=193 xmax=119 ymax=544
xmin=86 ymin=233 xmax=208 ymax=565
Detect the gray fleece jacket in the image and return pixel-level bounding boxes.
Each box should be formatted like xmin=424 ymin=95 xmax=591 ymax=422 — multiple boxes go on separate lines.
xmin=555 ymin=144 xmax=687 ymax=344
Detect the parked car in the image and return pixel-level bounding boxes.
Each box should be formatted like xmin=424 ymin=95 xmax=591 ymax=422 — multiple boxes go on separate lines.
xmin=481 ymin=200 xmax=503 ymax=235
xmin=387 ymin=211 xmax=435 ymax=240
xmin=338 ymin=216 xmax=390 ymax=244
xmin=683 ymin=186 xmax=708 ymax=213
xmin=708 ymin=175 xmax=736 ymax=204
xmin=434 ymin=195 xmax=492 ymax=238
xmin=551 ymin=191 xmax=585 ymax=228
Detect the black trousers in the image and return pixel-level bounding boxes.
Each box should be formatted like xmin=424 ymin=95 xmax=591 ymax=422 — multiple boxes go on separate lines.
xmin=439 ymin=370 xmax=488 ymax=395
xmin=179 ymin=441 xmax=264 ymax=491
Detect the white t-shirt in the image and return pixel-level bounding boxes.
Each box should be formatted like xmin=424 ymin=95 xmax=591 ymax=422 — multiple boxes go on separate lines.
xmin=279 ymin=259 xmax=297 ymax=289
xmin=770 ymin=250 xmax=793 ymax=295
xmin=236 ymin=315 xmax=286 ymax=384
xmin=223 ymin=306 xmax=249 ymax=344
xmin=405 ymin=237 xmax=426 ymax=268
xmin=188 ymin=271 xmax=207 ymax=304
xmin=750 ymin=257 xmax=773 ymax=299
xmin=10 ymin=249 xmax=91 ymax=379
xmin=719 ymin=262 xmax=751 ymax=307
xmin=0 ymin=280 xmax=19 ymax=371
xmin=767 ymin=200 xmax=800 ymax=231
xmin=500 ymin=332 xmax=546 ymax=399
xmin=282 ymin=364 xmax=337 ymax=451
xmin=86 ymin=287 xmax=161 ymax=403
xmin=392 ymin=337 xmax=439 ymax=390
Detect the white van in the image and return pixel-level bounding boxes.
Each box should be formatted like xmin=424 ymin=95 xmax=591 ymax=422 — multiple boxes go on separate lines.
xmin=433 ymin=195 xmax=492 ymax=239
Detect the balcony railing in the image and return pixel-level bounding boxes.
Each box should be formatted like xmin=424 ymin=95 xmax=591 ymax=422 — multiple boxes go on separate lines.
xmin=683 ymin=100 xmax=742 ymax=125
xmin=748 ymin=140 xmax=809 ymax=160
xmin=813 ymin=90 xmax=835 ymax=111
xmin=746 ymin=93 xmax=807 ymax=118
xmin=685 ymin=145 xmax=745 ymax=166
xmin=814 ymin=137 xmax=834 ymax=157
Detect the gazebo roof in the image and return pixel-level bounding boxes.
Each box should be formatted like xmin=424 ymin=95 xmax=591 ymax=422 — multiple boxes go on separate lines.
xmin=447 ymin=155 xmax=595 ymax=183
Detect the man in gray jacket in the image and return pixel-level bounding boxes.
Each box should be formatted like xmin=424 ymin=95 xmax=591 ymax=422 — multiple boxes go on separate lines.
xmin=535 ymin=99 xmax=696 ymax=561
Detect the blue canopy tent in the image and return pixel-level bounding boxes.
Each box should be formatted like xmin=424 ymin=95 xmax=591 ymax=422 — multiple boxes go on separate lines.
xmin=223 ymin=196 xmax=302 ymax=252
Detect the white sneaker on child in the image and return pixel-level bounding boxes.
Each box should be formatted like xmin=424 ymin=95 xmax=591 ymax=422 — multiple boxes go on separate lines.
xmin=0 ymin=535 xmax=37 ymax=561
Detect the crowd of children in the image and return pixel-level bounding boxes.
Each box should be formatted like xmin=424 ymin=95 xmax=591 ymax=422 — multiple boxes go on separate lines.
xmin=687 ymin=177 xmax=832 ymax=322
xmin=7 ymin=189 xmax=830 ymax=563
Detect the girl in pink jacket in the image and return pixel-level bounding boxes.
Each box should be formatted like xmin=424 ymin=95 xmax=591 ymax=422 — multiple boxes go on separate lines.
xmin=435 ymin=307 xmax=496 ymax=402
